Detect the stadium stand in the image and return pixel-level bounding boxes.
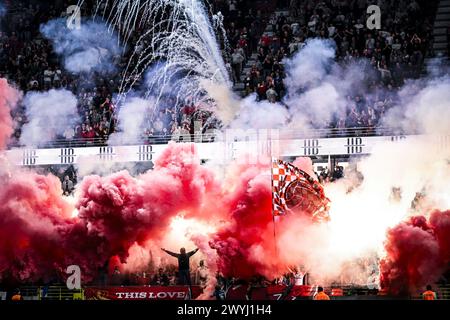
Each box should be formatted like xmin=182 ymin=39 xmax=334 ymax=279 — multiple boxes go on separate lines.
xmin=0 ymin=0 xmax=443 ymax=151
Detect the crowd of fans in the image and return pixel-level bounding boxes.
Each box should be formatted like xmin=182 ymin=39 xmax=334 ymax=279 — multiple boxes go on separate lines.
xmin=0 ymin=0 xmax=440 ymax=149
xmin=99 ymin=261 xmax=208 ymax=288
xmin=0 ymin=1 xmax=121 ymax=146
xmin=0 ymin=1 xmax=448 ymax=300
xmin=236 ymin=0 xmax=438 ymax=130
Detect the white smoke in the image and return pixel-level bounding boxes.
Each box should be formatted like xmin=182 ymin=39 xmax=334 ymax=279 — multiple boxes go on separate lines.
xmin=40 ymin=18 xmax=121 ymax=74
xmin=230 ymin=94 xmax=290 ymax=129
xmin=108 ymin=97 xmax=154 ymax=145
xmin=20 ymin=89 xmax=79 ymax=146
xmin=275 ymin=74 xmax=450 ymax=286
xmin=223 ymin=38 xmax=372 ymax=131
xmin=284 ymin=38 xmax=336 ymax=91
xmin=212 ymin=37 xmax=450 ymax=286
xmin=382 ymin=77 xmax=450 ymax=134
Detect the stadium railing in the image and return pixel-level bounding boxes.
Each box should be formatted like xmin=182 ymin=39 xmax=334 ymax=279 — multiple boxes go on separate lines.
xmin=18 ymin=285 xmax=84 ymax=300
xmin=7 ymin=127 xmax=407 ymax=149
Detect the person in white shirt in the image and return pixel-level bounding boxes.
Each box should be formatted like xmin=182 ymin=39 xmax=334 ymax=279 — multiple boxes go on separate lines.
xmin=195 ymin=260 xmax=208 ymax=288
xmin=63 ymin=127 xmax=75 ymax=140
xmin=53 ymin=68 xmax=62 ymax=83
xmin=43 ymin=67 xmax=54 ymax=85
xmin=288 ymin=265 xmax=307 ymax=285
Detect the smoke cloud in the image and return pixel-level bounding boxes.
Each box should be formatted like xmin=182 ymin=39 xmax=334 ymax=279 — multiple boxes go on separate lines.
xmin=108 ymin=97 xmax=154 ymax=145
xmin=0 ymin=33 xmax=449 ymax=298
xmin=20 ymin=89 xmax=79 ymax=147
xmin=209 ymin=161 xmax=275 ymax=279
xmin=382 ymin=77 xmax=450 ymax=134
xmin=230 ymin=94 xmax=290 ymax=129
xmin=40 ymin=18 xmax=121 ymax=74
xmin=226 ymin=38 xmax=373 ymax=130
xmin=0 ymin=79 xmax=20 ymax=149
xmin=0 ymin=143 xmax=222 ymax=284
xmin=380 ymin=211 xmax=450 ymax=295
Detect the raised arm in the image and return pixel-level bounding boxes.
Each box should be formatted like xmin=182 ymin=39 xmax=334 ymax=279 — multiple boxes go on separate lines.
xmin=161 ymin=248 xmax=179 ymax=258
xmin=188 ymin=248 xmax=199 ymax=257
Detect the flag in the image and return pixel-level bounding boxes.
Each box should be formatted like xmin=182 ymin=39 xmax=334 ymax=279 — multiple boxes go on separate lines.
xmin=271 ymin=158 xmax=330 ymax=221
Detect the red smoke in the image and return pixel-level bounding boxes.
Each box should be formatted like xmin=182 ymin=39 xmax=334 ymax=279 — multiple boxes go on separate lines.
xmin=209 ymin=162 xmax=277 ymax=279
xmin=0 ymin=142 xmax=224 ymax=283
xmin=0 ymin=169 xmax=75 ymax=282
xmin=0 ymin=140 xmax=325 ymax=286
xmin=76 ymin=143 xmax=220 ymax=264
xmin=0 ymin=83 xmax=336 ymax=287
xmin=0 ymin=79 xmax=20 ymax=149
xmin=1 ymin=92 xmax=449 ymax=298
xmin=380 ymin=210 xmax=450 ymax=295
xmin=208 ymin=158 xmax=324 ymax=280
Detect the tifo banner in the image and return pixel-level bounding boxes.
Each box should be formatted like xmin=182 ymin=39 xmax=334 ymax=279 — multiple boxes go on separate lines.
xmin=84 ymin=286 xmax=203 ymax=300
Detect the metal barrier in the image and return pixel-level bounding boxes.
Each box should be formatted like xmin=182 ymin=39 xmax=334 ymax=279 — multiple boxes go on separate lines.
xmin=41 ymin=285 xmax=84 ymax=300
xmin=7 ymin=127 xmax=408 ymax=149
xmin=17 ymin=285 xmax=84 ymax=300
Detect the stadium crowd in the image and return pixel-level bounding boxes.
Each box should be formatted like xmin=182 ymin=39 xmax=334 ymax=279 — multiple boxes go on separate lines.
xmin=0 ymin=0 xmax=441 ymax=149
xmin=232 ymin=0 xmax=437 ymax=130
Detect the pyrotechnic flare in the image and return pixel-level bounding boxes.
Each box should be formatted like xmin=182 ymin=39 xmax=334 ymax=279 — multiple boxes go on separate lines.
xmin=92 ymin=0 xmax=230 ymax=107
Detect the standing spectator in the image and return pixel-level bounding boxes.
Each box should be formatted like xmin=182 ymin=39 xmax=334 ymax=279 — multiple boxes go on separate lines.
xmin=11 ymin=289 xmax=23 ymax=301
xmin=161 ymin=247 xmax=199 ymax=286
xmin=256 ymin=81 xmax=267 ymax=101
xmin=231 ymin=48 xmax=245 ymax=84
xmin=151 ymin=268 xmax=170 ymax=286
xmin=313 ymin=286 xmax=330 ymax=300
xmin=63 ymin=126 xmax=75 ymax=142
xmin=61 ymin=175 xmax=74 ymax=195
xmin=213 ymin=285 xmax=225 ymax=300
xmin=266 ymin=85 xmax=278 ymax=102
xmin=422 ymin=285 xmax=437 ymax=300
xmin=195 ymin=260 xmax=208 ymax=288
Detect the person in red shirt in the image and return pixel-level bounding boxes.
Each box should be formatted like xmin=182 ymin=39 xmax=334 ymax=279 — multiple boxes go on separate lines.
xmin=84 ymin=125 xmax=96 ymax=140
xmin=260 ymin=34 xmax=272 ymax=48
xmin=80 ymin=123 xmax=90 ymax=139
xmin=256 ymin=81 xmax=267 ymax=100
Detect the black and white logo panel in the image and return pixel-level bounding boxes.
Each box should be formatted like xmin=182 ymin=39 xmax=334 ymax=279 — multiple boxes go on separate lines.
xmin=22 ymin=149 xmax=38 ymax=165
xmin=345 ymin=137 xmax=365 ymax=154
xmin=98 ymin=146 xmax=116 ymax=161
xmin=59 ymin=148 xmax=76 ymax=164
xmin=137 ymin=145 xmax=154 ymax=161
xmin=302 ymin=139 xmax=321 ymax=156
